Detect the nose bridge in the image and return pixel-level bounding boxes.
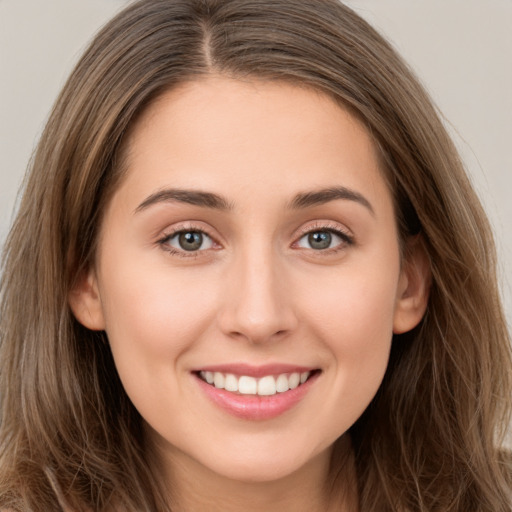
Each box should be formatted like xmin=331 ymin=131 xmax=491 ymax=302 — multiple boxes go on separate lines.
xmin=218 ymin=238 xmax=296 ymax=343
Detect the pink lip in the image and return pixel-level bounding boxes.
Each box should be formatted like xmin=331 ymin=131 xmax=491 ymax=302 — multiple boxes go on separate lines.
xmin=193 ymin=363 xmax=315 ymax=378
xmin=194 ymin=368 xmax=320 ymax=421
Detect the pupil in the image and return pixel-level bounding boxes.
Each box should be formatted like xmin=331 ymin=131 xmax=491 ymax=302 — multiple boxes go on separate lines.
xmin=308 ymin=231 xmax=331 ymax=250
xmin=179 ymin=232 xmax=203 ymax=251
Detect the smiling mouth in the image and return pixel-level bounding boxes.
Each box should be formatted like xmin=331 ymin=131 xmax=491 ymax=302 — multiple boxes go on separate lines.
xmin=196 ymin=370 xmax=320 ymax=396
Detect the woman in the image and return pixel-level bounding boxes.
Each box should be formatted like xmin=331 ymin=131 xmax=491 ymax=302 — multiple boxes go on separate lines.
xmin=1 ymin=0 xmax=510 ymax=510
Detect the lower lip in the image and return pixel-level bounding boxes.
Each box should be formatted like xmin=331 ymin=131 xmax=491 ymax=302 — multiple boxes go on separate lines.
xmin=195 ymin=372 xmax=319 ymax=421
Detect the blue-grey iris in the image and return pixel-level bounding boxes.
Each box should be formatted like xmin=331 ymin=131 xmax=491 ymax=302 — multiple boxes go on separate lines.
xmin=308 ymin=231 xmax=332 ymax=250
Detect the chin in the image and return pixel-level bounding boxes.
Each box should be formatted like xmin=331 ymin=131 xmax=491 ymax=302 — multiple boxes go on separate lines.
xmin=194 ymin=441 xmax=331 ymax=485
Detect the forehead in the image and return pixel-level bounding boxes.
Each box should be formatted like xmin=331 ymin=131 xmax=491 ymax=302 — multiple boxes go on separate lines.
xmin=113 ymin=76 xmax=391 ymax=216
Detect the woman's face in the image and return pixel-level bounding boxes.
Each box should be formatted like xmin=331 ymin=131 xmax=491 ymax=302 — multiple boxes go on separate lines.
xmin=72 ymin=77 xmax=427 ymax=484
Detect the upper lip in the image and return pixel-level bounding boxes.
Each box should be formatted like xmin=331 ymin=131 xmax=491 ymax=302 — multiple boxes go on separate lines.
xmin=193 ymin=363 xmax=318 ymax=378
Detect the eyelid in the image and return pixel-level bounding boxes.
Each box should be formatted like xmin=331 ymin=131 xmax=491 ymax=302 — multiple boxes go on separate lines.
xmin=294 ymin=220 xmax=353 ymax=240
xmin=292 ymin=221 xmax=354 ymax=250
xmin=156 ymin=222 xmax=221 ymax=256
xmin=155 ymin=220 xmax=353 ymax=258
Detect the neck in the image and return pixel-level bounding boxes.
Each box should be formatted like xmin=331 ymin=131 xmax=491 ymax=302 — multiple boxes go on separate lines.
xmin=149 ymin=436 xmax=358 ymax=512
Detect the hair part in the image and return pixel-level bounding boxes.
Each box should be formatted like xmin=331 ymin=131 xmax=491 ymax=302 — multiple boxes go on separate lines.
xmin=1 ymin=1 xmax=510 ymax=510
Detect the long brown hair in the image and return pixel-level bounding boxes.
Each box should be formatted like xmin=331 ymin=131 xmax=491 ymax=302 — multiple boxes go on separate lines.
xmin=1 ymin=1 xmax=510 ymax=510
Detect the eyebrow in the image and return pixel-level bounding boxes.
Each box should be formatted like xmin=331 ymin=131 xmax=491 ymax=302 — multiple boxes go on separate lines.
xmin=135 ymin=188 xmax=232 ymax=213
xmin=134 ymin=185 xmax=374 ymax=215
xmin=289 ymin=186 xmax=374 ymax=215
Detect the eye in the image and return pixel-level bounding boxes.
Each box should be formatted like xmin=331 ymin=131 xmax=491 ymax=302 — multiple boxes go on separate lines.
xmin=162 ymin=230 xmax=215 ymax=252
xmin=296 ymin=229 xmax=351 ymax=251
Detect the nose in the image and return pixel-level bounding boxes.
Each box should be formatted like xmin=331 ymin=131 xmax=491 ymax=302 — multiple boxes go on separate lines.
xmin=217 ymin=247 xmax=298 ymax=344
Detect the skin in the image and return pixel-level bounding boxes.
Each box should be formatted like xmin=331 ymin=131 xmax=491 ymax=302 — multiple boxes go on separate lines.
xmin=70 ymin=77 xmax=429 ymax=511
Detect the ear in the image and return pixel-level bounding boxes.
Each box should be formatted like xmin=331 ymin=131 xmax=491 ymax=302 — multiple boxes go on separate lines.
xmin=68 ymin=268 xmax=106 ymax=331
xmin=393 ymin=236 xmax=431 ymax=334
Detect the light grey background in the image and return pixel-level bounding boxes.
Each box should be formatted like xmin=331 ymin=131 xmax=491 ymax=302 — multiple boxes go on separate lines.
xmin=1 ymin=0 xmax=511 ymax=329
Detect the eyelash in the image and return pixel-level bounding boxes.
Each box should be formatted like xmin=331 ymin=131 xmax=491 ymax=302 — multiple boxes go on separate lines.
xmin=157 ymin=223 xmax=215 ymax=258
xmin=293 ymin=222 xmax=354 ymax=254
xmin=157 ymin=222 xmax=354 ymax=258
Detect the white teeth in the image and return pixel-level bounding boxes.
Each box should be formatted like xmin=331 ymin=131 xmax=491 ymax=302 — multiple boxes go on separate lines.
xmin=275 ymin=374 xmax=289 ymax=393
xmin=200 ymin=370 xmax=312 ymax=395
xmin=238 ymin=376 xmax=257 ymax=395
xmin=213 ymin=372 xmax=225 ymax=389
xmin=258 ymin=375 xmax=277 ymax=396
xmin=224 ymin=374 xmax=238 ymax=392
xmin=289 ymin=372 xmax=300 ymax=389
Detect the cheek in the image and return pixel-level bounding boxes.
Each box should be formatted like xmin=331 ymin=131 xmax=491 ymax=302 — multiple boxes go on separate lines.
xmin=97 ymin=260 xmax=226 ymax=434
xmin=97 ymin=249 xmax=222 ymax=375
xmin=300 ymin=259 xmax=398 ymax=341
xmin=296 ymin=255 xmax=399 ymax=394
